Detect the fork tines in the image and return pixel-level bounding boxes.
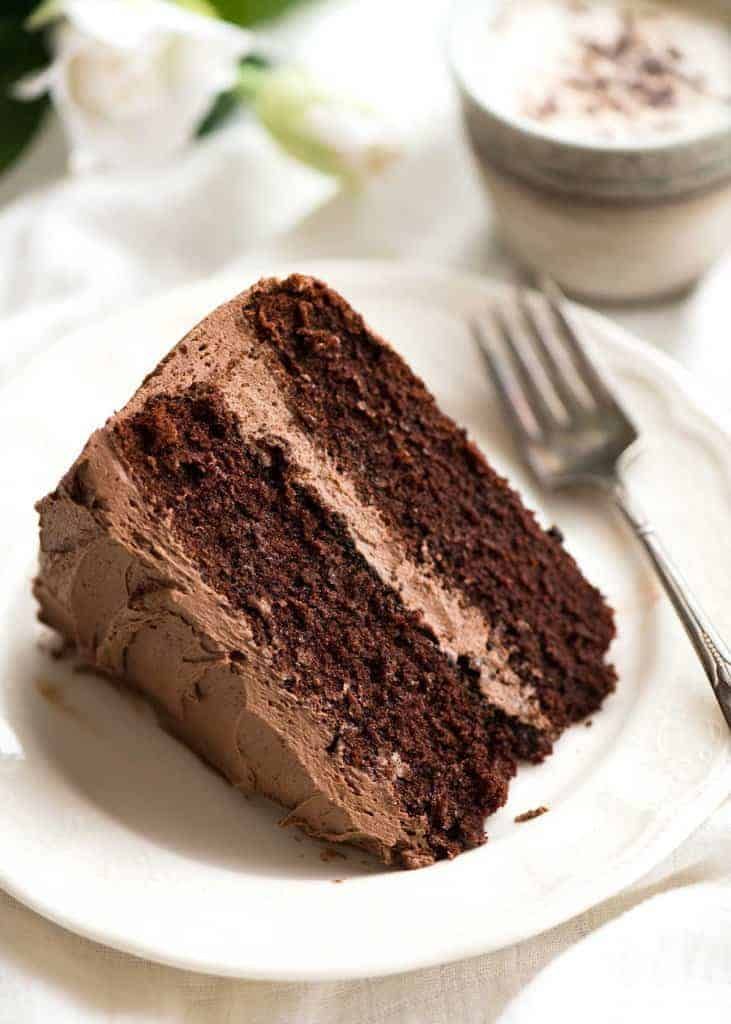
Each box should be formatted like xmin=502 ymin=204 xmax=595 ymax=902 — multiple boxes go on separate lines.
xmin=473 ymin=278 xmax=630 ymax=437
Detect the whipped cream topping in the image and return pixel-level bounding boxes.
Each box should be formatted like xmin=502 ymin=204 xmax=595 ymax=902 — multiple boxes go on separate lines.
xmin=458 ymin=0 xmax=731 ymax=144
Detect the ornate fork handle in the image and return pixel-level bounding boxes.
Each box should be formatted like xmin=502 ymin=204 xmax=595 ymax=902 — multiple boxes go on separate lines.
xmin=612 ymin=479 xmax=731 ymax=729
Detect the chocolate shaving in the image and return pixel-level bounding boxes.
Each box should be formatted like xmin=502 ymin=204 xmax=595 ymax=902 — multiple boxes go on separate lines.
xmin=641 ymin=56 xmax=665 ymax=75
xmin=523 ymin=3 xmax=728 ymax=131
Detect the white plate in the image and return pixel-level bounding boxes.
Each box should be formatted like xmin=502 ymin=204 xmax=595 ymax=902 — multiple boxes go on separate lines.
xmin=0 ymin=261 xmax=729 ymax=981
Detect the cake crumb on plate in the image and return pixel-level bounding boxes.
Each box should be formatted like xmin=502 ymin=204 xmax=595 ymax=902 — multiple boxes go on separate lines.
xmin=514 ymin=806 xmax=549 ymax=823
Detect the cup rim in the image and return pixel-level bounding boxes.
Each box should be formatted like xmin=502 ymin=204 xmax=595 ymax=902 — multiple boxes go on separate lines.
xmin=447 ymin=0 xmax=731 ymax=159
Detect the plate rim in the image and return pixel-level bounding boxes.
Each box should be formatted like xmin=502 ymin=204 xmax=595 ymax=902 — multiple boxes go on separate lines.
xmin=0 ymin=777 xmax=728 ymax=982
xmin=1 ymin=257 xmax=730 ymax=981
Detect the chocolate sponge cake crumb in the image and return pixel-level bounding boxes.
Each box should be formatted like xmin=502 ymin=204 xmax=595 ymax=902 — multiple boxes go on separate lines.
xmin=514 ymin=806 xmax=549 ymax=823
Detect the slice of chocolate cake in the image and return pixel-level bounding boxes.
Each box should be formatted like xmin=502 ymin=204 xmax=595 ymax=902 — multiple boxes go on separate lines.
xmin=34 ymin=275 xmax=616 ymax=869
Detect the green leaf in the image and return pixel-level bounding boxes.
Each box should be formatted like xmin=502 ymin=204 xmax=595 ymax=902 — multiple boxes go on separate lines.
xmin=0 ymin=16 xmax=49 ymax=176
xmin=196 ymin=54 xmax=269 ymax=137
xmin=5 ymin=1 xmax=38 ymax=17
xmin=211 ymin=0 xmax=307 ymax=26
xmin=196 ymin=89 xmax=240 ymax=137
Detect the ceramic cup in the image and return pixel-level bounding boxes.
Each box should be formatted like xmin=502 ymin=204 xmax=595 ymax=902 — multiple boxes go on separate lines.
xmin=449 ymin=0 xmax=731 ymax=303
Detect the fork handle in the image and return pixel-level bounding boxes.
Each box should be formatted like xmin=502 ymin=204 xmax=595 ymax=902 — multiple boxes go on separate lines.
xmin=612 ymin=481 xmax=731 ymax=729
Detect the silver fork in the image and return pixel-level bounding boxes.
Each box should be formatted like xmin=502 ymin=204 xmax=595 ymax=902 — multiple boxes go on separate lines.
xmin=473 ymin=278 xmax=731 ymax=730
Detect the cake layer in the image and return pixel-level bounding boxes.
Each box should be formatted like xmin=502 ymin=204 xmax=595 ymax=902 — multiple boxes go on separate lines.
xmin=34 ymin=274 xmax=616 ymax=868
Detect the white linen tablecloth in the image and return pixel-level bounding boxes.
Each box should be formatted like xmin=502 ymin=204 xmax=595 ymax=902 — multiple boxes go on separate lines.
xmin=1 ymin=1 xmax=729 ymax=1020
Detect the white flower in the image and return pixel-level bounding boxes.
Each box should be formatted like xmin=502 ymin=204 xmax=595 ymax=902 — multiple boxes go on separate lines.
xmin=247 ymin=66 xmax=400 ymax=185
xmin=17 ymin=0 xmax=253 ymax=173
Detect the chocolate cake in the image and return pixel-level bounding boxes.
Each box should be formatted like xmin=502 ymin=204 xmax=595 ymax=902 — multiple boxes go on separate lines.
xmin=34 ymin=275 xmax=616 ymax=869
